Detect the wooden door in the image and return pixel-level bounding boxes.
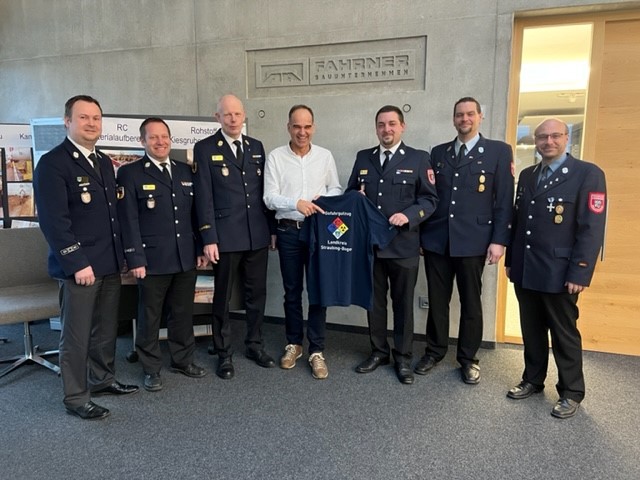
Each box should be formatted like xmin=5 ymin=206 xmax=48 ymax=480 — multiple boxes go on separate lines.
xmin=578 ymin=15 xmax=640 ymax=355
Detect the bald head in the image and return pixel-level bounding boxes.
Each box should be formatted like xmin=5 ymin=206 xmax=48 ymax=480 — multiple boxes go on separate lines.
xmin=534 ymin=118 xmax=570 ymax=163
xmin=215 ymin=94 xmax=245 ymax=139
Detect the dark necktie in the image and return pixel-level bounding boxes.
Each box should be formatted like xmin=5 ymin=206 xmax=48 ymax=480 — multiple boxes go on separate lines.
xmin=88 ymin=152 xmax=102 ymax=180
xmin=382 ymin=150 xmax=391 ymax=171
xmin=456 ymin=144 xmax=466 ymax=163
xmin=233 ymin=140 xmax=243 ymax=164
xmin=538 ymin=165 xmax=550 ymax=187
xmin=160 ymin=162 xmax=171 ymax=181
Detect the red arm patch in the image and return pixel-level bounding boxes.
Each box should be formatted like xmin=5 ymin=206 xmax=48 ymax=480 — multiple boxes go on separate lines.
xmin=588 ymin=192 xmax=606 ymax=214
xmin=427 ymin=168 xmax=435 ymax=185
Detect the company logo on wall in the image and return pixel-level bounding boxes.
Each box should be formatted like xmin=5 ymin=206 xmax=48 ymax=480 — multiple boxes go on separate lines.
xmin=248 ymin=36 xmax=426 ymax=95
xmin=328 ymin=217 xmax=349 ymax=239
xmin=256 ymin=50 xmax=415 ymax=88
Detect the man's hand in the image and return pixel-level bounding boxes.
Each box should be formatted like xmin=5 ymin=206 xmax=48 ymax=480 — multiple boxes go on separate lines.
xmin=296 ymin=199 xmax=325 ymax=217
xmin=486 ymin=243 xmax=506 ymax=265
xmin=204 ymin=243 xmax=219 ymax=264
xmin=565 ymin=282 xmax=586 ymax=294
xmin=389 ymin=213 xmax=409 ymax=227
xmin=197 ymin=255 xmax=209 ymax=268
xmin=74 ymin=266 xmax=95 ymax=286
xmin=130 ymin=266 xmax=146 ymax=279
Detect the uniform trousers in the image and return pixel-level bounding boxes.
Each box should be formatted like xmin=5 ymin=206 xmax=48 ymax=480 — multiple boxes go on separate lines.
xmin=514 ymin=285 xmax=585 ymax=402
xmin=276 ymin=224 xmax=326 ymax=354
xmin=424 ymin=250 xmax=485 ymax=366
xmin=135 ymin=269 xmax=197 ymax=374
xmin=369 ymin=255 xmax=419 ymax=361
xmin=58 ymin=272 xmax=121 ymax=408
xmin=212 ymin=248 xmax=268 ymax=357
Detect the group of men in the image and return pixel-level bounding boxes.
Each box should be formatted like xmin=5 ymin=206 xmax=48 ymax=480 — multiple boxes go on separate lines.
xmin=33 ymin=93 xmax=606 ymax=422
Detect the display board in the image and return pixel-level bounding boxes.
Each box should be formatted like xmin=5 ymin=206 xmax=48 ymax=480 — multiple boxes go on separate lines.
xmin=0 ymin=124 xmax=36 ymax=227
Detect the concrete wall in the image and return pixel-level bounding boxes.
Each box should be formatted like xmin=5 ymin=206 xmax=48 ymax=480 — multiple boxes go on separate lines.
xmin=1 ymin=0 xmax=637 ymax=343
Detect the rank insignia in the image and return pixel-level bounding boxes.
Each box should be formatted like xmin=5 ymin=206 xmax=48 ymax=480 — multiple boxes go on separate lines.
xmin=73 ymin=152 xmax=79 ymax=159
xmin=217 ymin=140 xmax=223 ymax=147
xmin=478 ymin=147 xmax=484 ymax=153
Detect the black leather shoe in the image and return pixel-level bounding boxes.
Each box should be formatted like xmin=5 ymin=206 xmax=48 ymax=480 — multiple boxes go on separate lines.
xmin=461 ymin=364 xmax=481 ymax=385
xmin=395 ymin=362 xmax=414 ymax=384
xmin=66 ymin=401 xmax=110 ymax=420
xmin=144 ymin=373 xmax=163 ymax=392
xmin=355 ymin=354 xmax=390 ymax=373
xmin=171 ymin=363 xmax=207 ymax=378
xmin=216 ymin=357 xmax=234 ymax=379
xmin=551 ymin=398 xmax=580 ymax=419
xmin=245 ymin=349 xmax=276 ymax=368
xmin=414 ymin=355 xmax=439 ymax=375
xmin=507 ymin=381 xmax=544 ymax=400
xmin=93 ymin=381 xmax=139 ymax=396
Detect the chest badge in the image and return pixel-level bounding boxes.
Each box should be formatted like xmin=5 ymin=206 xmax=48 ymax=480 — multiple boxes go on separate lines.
xmin=81 ymin=191 xmax=91 ymax=204
xmin=221 ymin=166 xmax=229 ymax=177
xmin=146 ymin=195 xmax=156 ymax=209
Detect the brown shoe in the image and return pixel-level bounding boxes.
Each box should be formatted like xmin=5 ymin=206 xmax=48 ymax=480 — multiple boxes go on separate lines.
xmin=309 ymin=352 xmax=328 ymax=379
xmin=280 ymin=344 xmax=303 ymax=369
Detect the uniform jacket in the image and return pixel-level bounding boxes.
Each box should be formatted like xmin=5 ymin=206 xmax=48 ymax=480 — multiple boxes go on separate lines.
xmin=116 ymin=156 xmax=197 ymax=275
xmin=421 ymin=135 xmax=514 ymax=257
xmin=505 ymin=155 xmax=607 ymax=293
xmin=33 ymin=137 xmax=124 ymax=279
xmin=346 ymin=142 xmax=438 ymax=259
xmin=192 ymin=130 xmax=273 ymax=253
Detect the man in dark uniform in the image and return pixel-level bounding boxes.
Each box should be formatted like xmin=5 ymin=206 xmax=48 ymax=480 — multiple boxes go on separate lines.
xmin=117 ymin=118 xmax=207 ymax=392
xmin=193 ymin=94 xmax=275 ymax=379
xmin=506 ymin=118 xmax=607 ymax=419
xmin=418 ymin=97 xmax=514 ymax=384
xmin=33 ymin=95 xmax=138 ymax=421
xmin=347 ymin=105 xmax=438 ymax=384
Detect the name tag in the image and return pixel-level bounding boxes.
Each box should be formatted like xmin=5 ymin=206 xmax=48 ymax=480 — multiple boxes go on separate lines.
xmin=142 ymin=184 xmax=156 ymax=191
xmin=211 ymin=155 xmax=224 ymax=161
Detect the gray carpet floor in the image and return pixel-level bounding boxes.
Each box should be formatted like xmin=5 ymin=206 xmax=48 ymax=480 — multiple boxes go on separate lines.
xmin=1 ymin=319 xmax=639 ymax=480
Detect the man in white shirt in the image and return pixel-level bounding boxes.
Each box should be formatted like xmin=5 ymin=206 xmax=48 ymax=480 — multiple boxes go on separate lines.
xmin=263 ymin=105 xmax=342 ymax=379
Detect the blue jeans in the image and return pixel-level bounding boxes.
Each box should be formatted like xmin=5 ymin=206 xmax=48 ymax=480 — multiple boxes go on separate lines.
xmin=276 ymin=223 xmax=326 ymax=353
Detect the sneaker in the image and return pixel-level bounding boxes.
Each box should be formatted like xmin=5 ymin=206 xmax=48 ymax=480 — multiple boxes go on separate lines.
xmin=280 ymin=344 xmax=303 ymax=369
xmin=309 ymin=352 xmax=328 ymax=379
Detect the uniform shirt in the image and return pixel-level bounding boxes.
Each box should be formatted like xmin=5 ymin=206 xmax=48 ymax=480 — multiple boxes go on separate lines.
xmin=421 ymin=135 xmax=514 ymax=257
xmin=263 ymin=143 xmax=342 ymax=221
xmin=346 ymin=142 xmax=438 ymax=259
xmin=506 ymin=155 xmax=607 ymax=293
xmin=33 ymin=137 xmax=124 ymax=279
xmin=116 ymin=156 xmax=197 ymax=275
xmin=301 ymin=191 xmax=398 ymax=309
xmin=192 ymin=130 xmax=272 ymax=252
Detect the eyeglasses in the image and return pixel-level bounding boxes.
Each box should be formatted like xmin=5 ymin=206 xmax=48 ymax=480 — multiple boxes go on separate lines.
xmin=534 ymin=133 xmax=566 ymax=141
